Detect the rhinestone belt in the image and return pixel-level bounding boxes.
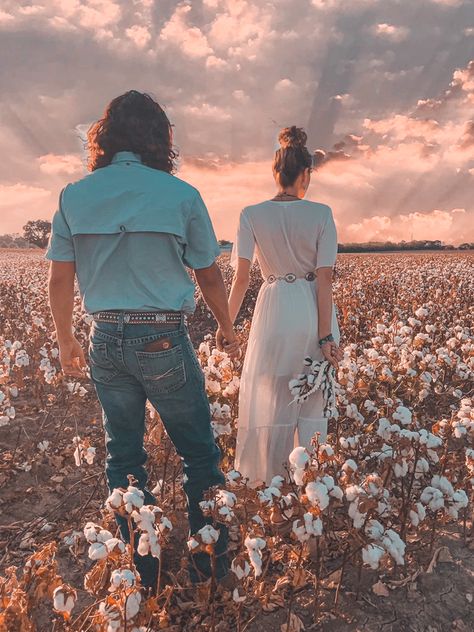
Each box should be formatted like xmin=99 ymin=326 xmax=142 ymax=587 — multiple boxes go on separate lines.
xmin=92 ymin=310 xmax=185 ymax=325
xmin=266 ymin=271 xmax=316 ymax=284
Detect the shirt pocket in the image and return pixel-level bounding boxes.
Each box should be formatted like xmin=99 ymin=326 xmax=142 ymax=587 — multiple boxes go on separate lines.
xmin=135 ymin=344 xmax=186 ymax=395
xmin=89 ymin=341 xmax=121 ymax=385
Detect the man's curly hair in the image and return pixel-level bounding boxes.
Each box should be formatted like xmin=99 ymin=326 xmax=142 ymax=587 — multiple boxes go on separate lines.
xmin=86 ymin=90 xmax=178 ymax=173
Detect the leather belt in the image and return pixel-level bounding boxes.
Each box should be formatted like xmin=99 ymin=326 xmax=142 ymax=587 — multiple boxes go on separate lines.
xmin=266 ymin=272 xmax=316 ymax=284
xmin=92 ymin=310 xmax=185 ymax=325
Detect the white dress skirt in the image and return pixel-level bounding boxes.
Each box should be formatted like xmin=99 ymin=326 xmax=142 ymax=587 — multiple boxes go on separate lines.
xmin=231 ymin=198 xmax=340 ymax=486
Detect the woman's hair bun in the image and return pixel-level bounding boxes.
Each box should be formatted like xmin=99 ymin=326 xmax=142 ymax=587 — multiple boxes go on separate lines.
xmin=278 ymin=125 xmax=307 ymax=149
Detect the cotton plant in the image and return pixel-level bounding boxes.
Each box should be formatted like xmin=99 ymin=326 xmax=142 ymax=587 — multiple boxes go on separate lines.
xmin=361 ymin=519 xmax=406 ymax=569
xmin=131 ymin=504 xmax=173 ymax=559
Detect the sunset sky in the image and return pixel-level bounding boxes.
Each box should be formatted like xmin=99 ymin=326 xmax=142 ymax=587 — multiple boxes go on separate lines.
xmin=1 ymin=0 xmax=473 ymax=244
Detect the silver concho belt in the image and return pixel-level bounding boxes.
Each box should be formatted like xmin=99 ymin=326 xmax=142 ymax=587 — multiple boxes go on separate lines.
xmin=266 ymin=272 xmax=316 ymax=284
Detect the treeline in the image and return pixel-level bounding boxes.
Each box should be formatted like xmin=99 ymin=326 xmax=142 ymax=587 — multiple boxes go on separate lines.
xmin=337 ymin=240 xmax=473 ymax=253
xmin=0 ymin=234 xmax=35 ymax=249
xmin=1 ymin=233 xmax=473 ymax=252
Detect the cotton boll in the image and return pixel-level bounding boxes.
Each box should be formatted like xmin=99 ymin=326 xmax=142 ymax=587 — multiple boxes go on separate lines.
xmin=187 ymin=538 xmax=199 ymax=551
xmin=123 ymin=487 xmax=145 ymax=513
xmin=345 ymin=485 xmax=363 ymax=502
xmin=431 ymin=475 xmax=454 ymax=497
xmin=293 ymin=467 xmax=306 ymax=486
xmin=377 ymin=418 xmax=391 ymax=440
xmin=88 ymin=542 xmax=108 ymax=560
xmin=303 ymin=512 xmax=323 ymax=537
xmin=231 ymin=557 xmax=251 ymax=579
xmin=381 ymin=529 xmax=406 ymax=565
xmin=137 ymin=533 xmax=150 ymax=556
xmin=233 ymin=587 xmax=246 ymax=603
xmin=106 ymin=489 xmax=123 ymax=511
xmin=257 ymin=486 xmax=281 ymax=506
xmin=244 ymin=536 xmax=266 ymax=576
xmin=289 ymin=447 xmax=310 ymax=469
xmin=109 ymin=569 xmax=136 ymax=590
xmin=305 ymin=482 xmax=329 ymax=510
xmin=105 ymin=538 xmax=125 ymax=554
xmin=292 ymin=519 xmax=309 ymax=543
xmin=362 ymin=544 xmax=385 ymax=570
xmin=393 ymin=460 xmax=409 ymax=478
xmin=96 ymin=529 xmax=114 ymax=543
xmin=342 ymin=459 xmax=358 ymax=473
xmin=365 ymin=519 xmax=384 ymax=540
xmin=198 ymin=524 xmax=220 ymax=544
xmin=53 ymin=585 xmax=77 ymax=617
xmin=83 ymin=522 xmax=101 ymax=543
xmin=393 ymin=405 xmax=412 ymax=426
xmin=270 ymin=475 xmax=285 ymax=489
xmin=319 ymin=444 xmax=334 ymax=458
xmin=125 ymin=590 xmax=141 ymax=619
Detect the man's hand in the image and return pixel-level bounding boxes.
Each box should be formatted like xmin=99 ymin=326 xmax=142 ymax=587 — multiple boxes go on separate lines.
xmin=59 ymin=336 xmax=87 ymax=377
xmin=216 ymin=327 xmax=241 ymax=360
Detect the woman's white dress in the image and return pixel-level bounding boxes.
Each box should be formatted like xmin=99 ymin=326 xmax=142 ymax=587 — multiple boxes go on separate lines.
xmin=231 ymin=199 xmax=340 ymax=486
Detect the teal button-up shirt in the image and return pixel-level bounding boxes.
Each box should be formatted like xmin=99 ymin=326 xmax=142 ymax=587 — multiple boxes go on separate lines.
xmin=45 ymin=151 xmax=220 ymax=314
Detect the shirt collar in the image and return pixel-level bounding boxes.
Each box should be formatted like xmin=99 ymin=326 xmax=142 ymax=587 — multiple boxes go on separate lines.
xmin=111 ymin=151 xmax=142 ymax=164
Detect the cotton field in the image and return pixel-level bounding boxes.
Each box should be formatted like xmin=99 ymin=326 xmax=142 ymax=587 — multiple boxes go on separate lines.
xmin=0 ymin=249 xmax=473 ymax=632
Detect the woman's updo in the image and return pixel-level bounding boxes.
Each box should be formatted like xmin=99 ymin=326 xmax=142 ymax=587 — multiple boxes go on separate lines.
xmin=273 ymin=125 xmax=313 ymax=188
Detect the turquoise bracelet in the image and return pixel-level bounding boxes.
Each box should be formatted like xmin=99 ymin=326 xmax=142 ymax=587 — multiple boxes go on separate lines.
xmin=318 ymin=334 xmax=334 ymax=347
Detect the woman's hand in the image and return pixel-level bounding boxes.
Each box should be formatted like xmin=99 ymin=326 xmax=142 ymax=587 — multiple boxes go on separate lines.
xmin=321 ymin=340 xmax=343 ymax=369
xmin=216 ymin=326 xmax=241 ymax=360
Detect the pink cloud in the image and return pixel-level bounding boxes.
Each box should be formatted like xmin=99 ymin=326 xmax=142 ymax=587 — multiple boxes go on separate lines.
xmin=38 ymin=153 xmax=85 ymax=176
xmin=159 ymin=5 xmax=213 ymax=58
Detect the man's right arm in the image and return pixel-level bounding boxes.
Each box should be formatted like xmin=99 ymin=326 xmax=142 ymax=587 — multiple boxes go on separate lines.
xmin=194 ymin=263 xmax=240 ymax=358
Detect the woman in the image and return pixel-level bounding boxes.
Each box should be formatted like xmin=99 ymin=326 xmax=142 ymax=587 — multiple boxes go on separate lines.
xmin=223 ymin=125 xmax=343 ymax=486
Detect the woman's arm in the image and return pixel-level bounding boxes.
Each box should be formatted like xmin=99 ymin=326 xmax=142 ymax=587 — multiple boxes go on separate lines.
xmin=316 ymin=266 xmax=333 ymax=340
xmin=316 ymin=266 xmax=343 ymax=368
xmin=228 ymin=257 xmax=251 ymax=324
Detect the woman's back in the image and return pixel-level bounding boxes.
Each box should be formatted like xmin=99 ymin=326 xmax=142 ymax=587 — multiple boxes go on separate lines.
xmin=236 ymin=199 xmax=337 ymax=278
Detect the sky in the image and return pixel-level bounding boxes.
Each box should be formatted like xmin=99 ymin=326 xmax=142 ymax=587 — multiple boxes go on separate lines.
xmin=0 ymin=0 xmax=473 ymax=244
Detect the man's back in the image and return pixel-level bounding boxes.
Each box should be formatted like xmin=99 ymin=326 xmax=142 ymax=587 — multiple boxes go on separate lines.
xmin=46 ymin=151 xmax=220 ymax=314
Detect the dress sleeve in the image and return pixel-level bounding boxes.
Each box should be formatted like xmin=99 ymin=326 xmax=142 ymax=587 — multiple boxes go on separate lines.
xmin=45 ymin=186 xmax=76 ymax=262
xmin=230 ymin=210 xmax=256 ymax=268
xmin=182 ymin=191 xmax=221 ymax=269
xmin=316 ymin=206 xmax=338 ymax=269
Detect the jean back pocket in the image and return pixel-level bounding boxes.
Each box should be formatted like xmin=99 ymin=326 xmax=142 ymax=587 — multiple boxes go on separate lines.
xmin=135 ymin=344 xmax=186 ymax=395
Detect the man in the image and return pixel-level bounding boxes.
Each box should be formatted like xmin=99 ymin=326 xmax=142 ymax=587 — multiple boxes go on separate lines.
xmin=46 ymin=90 xmax=240 ymax=592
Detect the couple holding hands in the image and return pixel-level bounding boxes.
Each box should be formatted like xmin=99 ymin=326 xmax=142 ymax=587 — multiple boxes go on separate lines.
xmin=46 ymin=90 xmax=342 ymax=589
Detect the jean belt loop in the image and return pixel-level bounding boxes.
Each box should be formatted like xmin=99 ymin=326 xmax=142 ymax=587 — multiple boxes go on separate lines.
xmin=180 ymin=312 xmax=185 ymax=331
xmin=117 ymin=311 xmax=125 ymax=341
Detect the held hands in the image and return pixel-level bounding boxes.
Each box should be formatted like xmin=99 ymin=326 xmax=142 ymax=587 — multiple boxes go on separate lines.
xmin=216 ymin=326 xmax=241 ymax=360
xmin=321 ymin=340 xmax=343 ymax=369
xmin=58 ymin=335 xmax=87 ymax=378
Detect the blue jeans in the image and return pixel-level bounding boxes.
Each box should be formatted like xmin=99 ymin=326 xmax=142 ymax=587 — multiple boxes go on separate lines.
xmin=88 ymin=313 xmax=228 ymax=586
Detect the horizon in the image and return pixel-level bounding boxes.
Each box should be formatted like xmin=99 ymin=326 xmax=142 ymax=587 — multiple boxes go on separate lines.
xmin=0 ymin=1 xmax=473 ymax=243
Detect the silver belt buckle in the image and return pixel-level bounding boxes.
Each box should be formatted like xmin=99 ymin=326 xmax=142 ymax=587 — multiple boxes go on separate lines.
xmin=155 ymin=313 xmax=167 ymax=323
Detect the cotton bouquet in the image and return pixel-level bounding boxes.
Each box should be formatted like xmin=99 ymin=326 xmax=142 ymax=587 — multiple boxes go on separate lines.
xmin=289 ymin=357 xmax=337 ymax=418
